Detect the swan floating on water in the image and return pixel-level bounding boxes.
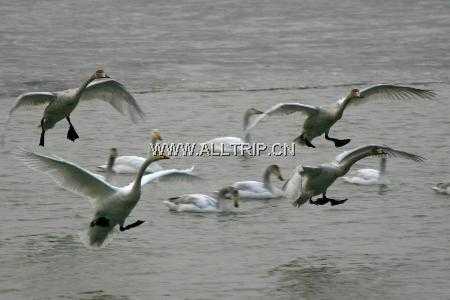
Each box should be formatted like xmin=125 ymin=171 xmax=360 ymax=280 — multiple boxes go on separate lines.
xmin=3 ymin=68 xmax=144 ymax=147
xmin=164 ymin=186 xmax=240 ymax=213
xmin=245 ymin=85 xmax=435 ymax=148
xmin=202 ymin=108 xmax=263 ymax=155
xmin=284 ymin=145 xmax=424 ymax=207
xmin=432 ymin=182 xmax=450 ymax=195
xmin=342 ymin=157 xmax=389 ymax=185
xmin=17 ymin=149 xmax=198 ymax=247
xmin=231 ymin=165 xmax=285 ymax=199
xmin=97 ymin=130 xmax=164 ymax=174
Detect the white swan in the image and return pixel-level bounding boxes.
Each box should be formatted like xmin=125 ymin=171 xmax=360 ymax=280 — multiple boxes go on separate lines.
xmin=245 ymin=85 xmax=435 ymax=148
xmin=231 ymin=165 xmax=285 ymax=199
xmin=432 ymin=183 xmax=450 ymax=195
xmin=3 ymin=68 xmax=144 ymax=147
xmin=164 ymin=186 xmax=240 ymax=213
xmin=286 ymin=145 xmax=424 ymax=207
xmin=342 ymin=157 xmax=389 ymax=185
xmin=202 ymin=108 xmax=263 ymax=154
xmin=17 ymin=149 xmax=198 ymax=247
xmin=97 ymin=130 xmax=164 ymax=174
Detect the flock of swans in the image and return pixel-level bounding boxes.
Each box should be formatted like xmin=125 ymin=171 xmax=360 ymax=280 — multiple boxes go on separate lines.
xmin=3 ymin=68 xmax=448 ymax=247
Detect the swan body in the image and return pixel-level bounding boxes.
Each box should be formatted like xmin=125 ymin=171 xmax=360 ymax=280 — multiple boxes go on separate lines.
xmin=286 ymin=145 xmax=424 ymax=207
xmin=231 ymin=165 xmax=285 ymax=199
xmin=202 ymin=108 xmax=263 ymax=154
xmin=432 ymin=183 xmax=450 ymax=195
xmin=164 ymin=186 xmax=239 ymax=213
xmin=342 ymin=158 xmax=388 ymax=185
xmin=97 ymin=130 xmax=163 ymax=174
xmin=245 ymin=85 xmax=435 ymax=148
xmin=3 ymin=69 xmax=144 ymax=146
xmin=18 ymin=149 xmax=198 ymax=247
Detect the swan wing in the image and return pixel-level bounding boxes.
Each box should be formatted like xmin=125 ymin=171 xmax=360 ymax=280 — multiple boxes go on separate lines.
xmin=338 ymin=84 xmax=435 ymax=106
xmin=245 ymin=103 xmax=319 ymax=131
xmin=139 ymin=166 xmax=200 ymax=187
xmin=17 ymin=149 xmax=118 ymax=206
xmin=80 ymin=78 xmax=145 ymax=123
xmin=335 ymin=145 xmax=424 ymax=170
xmin=9 ymin=92 xmax=56 ymax=115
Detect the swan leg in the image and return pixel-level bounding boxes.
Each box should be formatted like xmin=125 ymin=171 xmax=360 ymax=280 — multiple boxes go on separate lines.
xmin=39 ymin=118 xmax=45 ymax=147
xmin=329 ymin=198 xmax=348 ymax=206
xmin=294 ymin=133 xmax=316 ymax=148
xmin=119 ymin=220 xmax=145 ymax=232
xmin=66 ymin=116 xmax=79 ymax=142
xmin=325 ymin=132 xmax=350 ymax=148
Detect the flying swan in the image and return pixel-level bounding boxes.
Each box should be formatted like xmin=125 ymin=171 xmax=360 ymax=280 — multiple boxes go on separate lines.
xmin=284 ymin=145 xmax=424 ymax=207
xmin=231 ymin=165 xmax=285 ymax=199
xmin=3 ymin=68 xmax=144 ymax=146
xmin=17 ymin=149 xmax=198 ymax=247
xmin=245 ymin=85 xmax=435 ymax=148
xmin=164 ymin=186 xmax=240 ymax=213
xmin=97 ymin=130 xmax=165 ymax=174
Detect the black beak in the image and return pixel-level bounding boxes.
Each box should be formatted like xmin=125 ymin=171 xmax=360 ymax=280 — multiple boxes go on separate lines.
xmin=278 ymin=175 xmax=284 ymax=181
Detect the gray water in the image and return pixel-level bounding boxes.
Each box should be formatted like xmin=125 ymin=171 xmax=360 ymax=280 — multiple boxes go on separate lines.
xmin=1 ymin=0 xmax=450 ymax=299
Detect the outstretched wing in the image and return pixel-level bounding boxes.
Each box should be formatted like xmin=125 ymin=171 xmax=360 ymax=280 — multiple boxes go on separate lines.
xmin=80 ymin=79 xmax=145 ymax=123
xmin=139 ymin=166 xmax=200 ymax=187
xmin=9 ymin=92 xmax=56 ymax=115
xmin=335 ymin=145 xmax=424 ymax=170
xmin=338 ymin=84 xmax=435 ymax=107
xmin=16 ymin=149 xmax=118 ymax=207
xmin=245 ymin=103 xmax=319 ymax=131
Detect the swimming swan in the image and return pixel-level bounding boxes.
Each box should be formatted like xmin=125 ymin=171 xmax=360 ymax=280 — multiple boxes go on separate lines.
xmin=3 ymin=68 xmax=144 ymax=146
xmin=231 ymin=165 xmax=285 ymax=199
xmin=245 ymin=85 xmax=435 ymax=148
xmin=164 ymin=186 xmax=240 ymax=212
xmin=17 ymin=149 xmax=198 ymax=247
xmin=286 ymin=145 xmax=424 ymax=207
xmin=202 ymin=108 xmax=263 ymax=154
xmin=341 ymin=157 xmax=388 ymax=185
xmin=97 ymin=130 xmax=164 ymax=174
xmin=432 ymin=183 xmax=450 ymax=195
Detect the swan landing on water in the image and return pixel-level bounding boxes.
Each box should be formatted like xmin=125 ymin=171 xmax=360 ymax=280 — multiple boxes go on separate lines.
xmin=282 ymin=145 xmax=424 ymax=208
xmin=164 ymin=186 xmax=240 ymax=213
xmin=245 ymin=85 xmax=435 ymax=148
xmin=3 ymin=68 xmax=144 ymax=147
xmin=17 ymin=149 xmax=199 ymax=247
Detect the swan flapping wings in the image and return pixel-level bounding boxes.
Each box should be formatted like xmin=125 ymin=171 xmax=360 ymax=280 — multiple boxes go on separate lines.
xmin=138 ymin=166 xmax=200 ymax=187
xmin=8 ymin=92 xmax=57 ymax=115
xmin=245 ymin=103 xmax=319 ymax=131
xmin=338 ymin=84 xmax=436 ymax=107
xmin=334 ymin=145 xmax=425 ymax=169
xmin=16 ymin=149 xmax=118 ymax=207
xmin=80 ymin=79 xmax=145 ymax=123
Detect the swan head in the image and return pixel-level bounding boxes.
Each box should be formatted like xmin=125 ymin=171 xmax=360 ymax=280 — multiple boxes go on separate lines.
xmin=218 ymin=186 xmax=240 ymax=208
xmin=152 ymin=153 xmax=170 ymax=161
xmin=151 ymin=129 xmax=162 ymax=142
xmin=109 ymin=148 xmax=118 ymax=159
xmin=349 ymin=88 xmax=363 ymax=99
xmin=246 ymin=108 xmax=264 ymax=116
xmin=91 ymin=68 xmax=110 ymax=80
xmin=268 ymin=164 xmax=284 ymax=181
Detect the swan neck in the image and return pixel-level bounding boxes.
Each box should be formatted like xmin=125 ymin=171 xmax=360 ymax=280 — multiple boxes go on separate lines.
xmin=379 ymin=158 xmax=387 ymax=175
xmin=243 ymin=109 xmax=255 ymax=130
xmin=243 ymin=132 xmax=251 ymax=143
xmin=74 ymin=77 xmax=95 ymax=102
xmin=263 ymin=167 xmax=274 ymax=192
xmin=131 ymin=157 xmax=157 ymax=195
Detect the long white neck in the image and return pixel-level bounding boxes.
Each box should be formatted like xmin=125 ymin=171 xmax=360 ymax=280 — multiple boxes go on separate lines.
xmin=336 ymin=94 xmax=353 ymax=118
xmin=131 ymin=156 xmax=159 ymax=197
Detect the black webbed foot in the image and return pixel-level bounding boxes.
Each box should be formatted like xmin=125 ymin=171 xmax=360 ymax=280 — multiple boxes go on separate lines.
xmin=333 ymin=138 xmax=351 ymax=148
xmin=39 ymin=118 xmax=45 ymax=147
xmin=119 ymin=220 xmax=145 ymax=232
xmin=310 ymin=197 xmax=330 ymax=205
xmin=66 ymin=116 xmax=79 ymax=142
xmin=329 ymin=198 xmax=348 ymax=206
xmin=90 ymin=217 xmax=110 ymax=228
